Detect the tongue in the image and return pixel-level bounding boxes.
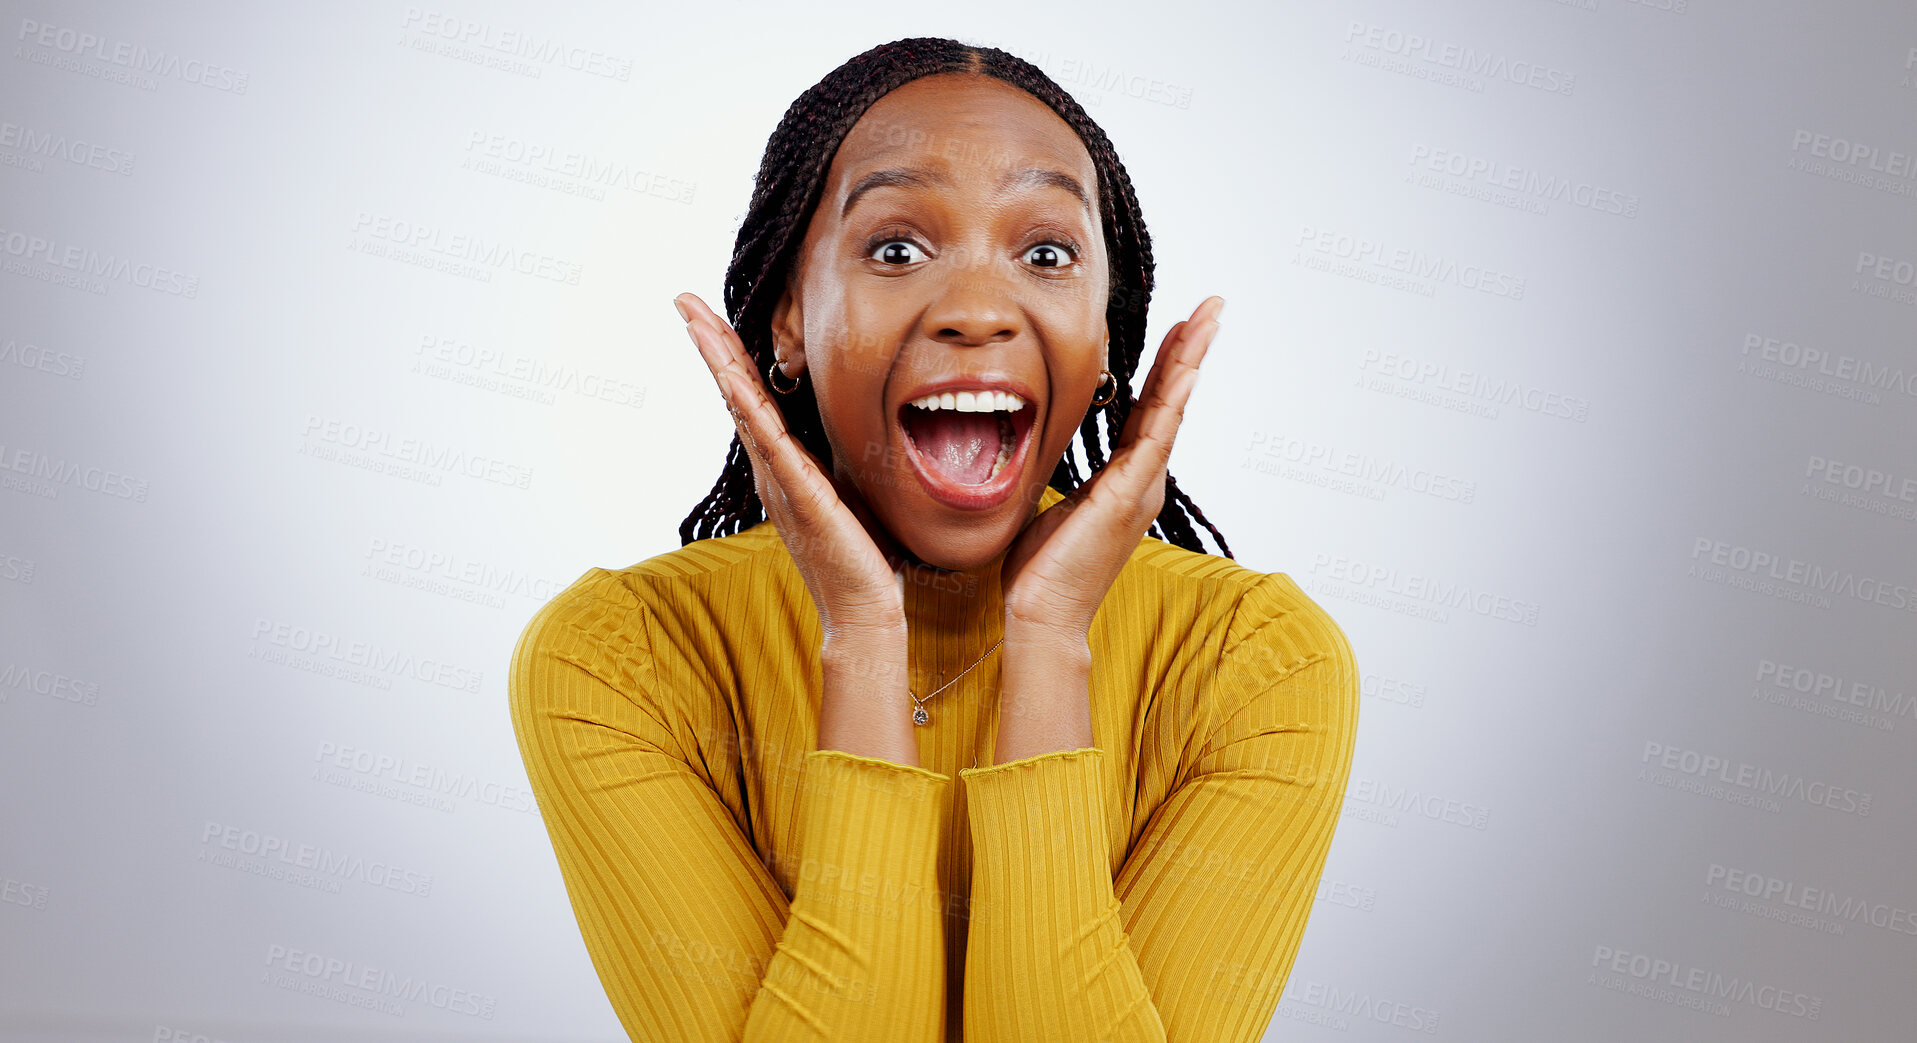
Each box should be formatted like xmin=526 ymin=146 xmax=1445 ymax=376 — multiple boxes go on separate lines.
xmin=905 ymin=409 xmax=1000 ymax=485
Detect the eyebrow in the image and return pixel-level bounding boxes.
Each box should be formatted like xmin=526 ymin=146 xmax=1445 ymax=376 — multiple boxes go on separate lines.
xmin=1001 ymin=167 xmax=1092 ymax=218
xmin=840 ymin=166 xmax=1093 ymax=219
xmin=841 ymin=168 xmax=944 ymax=219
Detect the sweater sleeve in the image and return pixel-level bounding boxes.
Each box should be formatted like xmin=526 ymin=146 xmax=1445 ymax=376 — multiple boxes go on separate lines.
xmin=509 ymin=572 xmax=952 ymax=1042
xmin=956 ymin=572 xmax=1359 ymax=1043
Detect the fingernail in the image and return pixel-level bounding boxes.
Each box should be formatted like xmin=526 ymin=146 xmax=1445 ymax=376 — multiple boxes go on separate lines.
xmin=672 ymin=297 xmax=690 ymax=323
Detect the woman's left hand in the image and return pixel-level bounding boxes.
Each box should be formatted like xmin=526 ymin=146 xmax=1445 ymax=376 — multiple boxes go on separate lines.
xmin=999 ymin=296 xmax=1225 ymax=645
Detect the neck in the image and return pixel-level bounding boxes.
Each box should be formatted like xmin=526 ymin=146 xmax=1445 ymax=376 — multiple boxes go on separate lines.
xmin=869 ymin=484 xmax=1065 ymax=646
xmin=896 ymin=547 xmax=1002 ymax=644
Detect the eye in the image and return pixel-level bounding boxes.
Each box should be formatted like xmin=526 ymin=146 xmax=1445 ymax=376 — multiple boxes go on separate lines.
xmin=1023 ymin=241 xmax=1078 ymax=268
xmin=868 ymin=237 xmax=929 ymax=266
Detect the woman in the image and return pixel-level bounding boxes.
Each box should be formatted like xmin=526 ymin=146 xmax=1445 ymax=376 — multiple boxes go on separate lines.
xmin=510 ymin=37 xmax=1358 ymax=1043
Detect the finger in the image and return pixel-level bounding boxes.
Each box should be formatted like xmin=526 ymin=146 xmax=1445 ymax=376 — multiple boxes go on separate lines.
xmin=832 ymin=470 xmax=911 ymax=573
xmin=1117 ymin=298 xmax=1218 ymax=447
xmin=678 ymin=295 xmax=775 ymax=455
xmin=1129 ymin=318 xmax=1216 ymax=458
xmin=679 ymin=294 xmax=760 ymax=407
xmin=679 ymin=303 xmax=767 ymax=458
xmin=1094 ymin=324 xmax=1217 ymax=524
xmin=679 ymin=295 xmax=842 ymax=525
xmin=1152 ymin=298 xmax=1222 ymax=395
xmin=677 ymin=294 xmax=785 ymax=506
xmin=1121 ymin=319 xmax=1185 ymax=436
xmin=1116 ymin=299 xmax=1222 ymax=459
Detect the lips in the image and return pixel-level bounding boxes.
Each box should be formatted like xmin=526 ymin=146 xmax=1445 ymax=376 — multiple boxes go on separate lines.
xmin=893 ymin=378 xmax=1039 ymax=511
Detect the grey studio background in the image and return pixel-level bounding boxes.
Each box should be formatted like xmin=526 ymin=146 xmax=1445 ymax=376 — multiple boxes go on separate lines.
xmin=3 ymin=1 xmax=1914 ymax=1041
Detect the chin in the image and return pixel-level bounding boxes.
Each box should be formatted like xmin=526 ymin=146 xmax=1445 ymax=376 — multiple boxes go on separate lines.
xmin=899 ymin=518 xmax=1015 ymax=575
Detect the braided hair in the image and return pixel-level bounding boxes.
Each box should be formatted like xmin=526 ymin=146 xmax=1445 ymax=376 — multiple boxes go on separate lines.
xmin=678 ymin=36 xmax=1232 ymax=559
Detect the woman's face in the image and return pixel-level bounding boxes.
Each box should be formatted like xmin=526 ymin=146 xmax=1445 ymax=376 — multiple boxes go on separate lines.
xmin=773 ymin=72 xmax=1111 ymax=574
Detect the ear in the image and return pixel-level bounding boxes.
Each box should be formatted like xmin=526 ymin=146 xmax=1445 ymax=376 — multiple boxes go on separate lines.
xmin=769 ymin=279 xmax=808 ymax=379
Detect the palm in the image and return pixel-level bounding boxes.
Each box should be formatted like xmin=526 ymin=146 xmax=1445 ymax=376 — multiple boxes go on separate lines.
xmin=677 ymin=293 xmax=907 ymax=631
xmin=1000 ymin=297 xmax=1224 ymax=638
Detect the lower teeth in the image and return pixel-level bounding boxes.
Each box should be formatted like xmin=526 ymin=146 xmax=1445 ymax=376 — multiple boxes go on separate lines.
xmin=987 ymin=413 xmax=1014 ymax=480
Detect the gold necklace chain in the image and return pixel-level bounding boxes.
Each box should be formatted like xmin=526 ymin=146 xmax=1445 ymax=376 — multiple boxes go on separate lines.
xmin=909 ymin=637 xmax=1002 ymax=726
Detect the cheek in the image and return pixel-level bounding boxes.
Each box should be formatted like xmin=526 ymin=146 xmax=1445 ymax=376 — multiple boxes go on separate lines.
xmin=807 ymin=327 xmax=896 ymax=461
xmin=1057 ymin=326 xmax=1109 ymax=385
xmin=1041 ymin=372 xmax=1097 ymax=453
xmin=835 ymin=313 xmax=894 ymax=382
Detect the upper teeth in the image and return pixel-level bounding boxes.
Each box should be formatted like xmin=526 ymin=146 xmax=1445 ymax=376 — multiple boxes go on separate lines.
xmin=909 ymin=390 xmax=1026 ymax=412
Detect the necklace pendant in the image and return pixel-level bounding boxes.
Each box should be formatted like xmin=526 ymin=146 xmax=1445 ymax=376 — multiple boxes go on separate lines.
xmin=912 ymin=705 xmax=929 ymax=726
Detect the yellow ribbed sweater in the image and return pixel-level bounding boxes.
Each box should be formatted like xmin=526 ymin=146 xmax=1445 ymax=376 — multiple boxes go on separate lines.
xmin=509 ymin=484 xmax=1359 ymax=1042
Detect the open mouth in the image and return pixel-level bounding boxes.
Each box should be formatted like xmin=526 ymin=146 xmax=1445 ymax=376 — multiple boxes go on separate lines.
xmin=896 ymin=389 xmax=1036 ymax=505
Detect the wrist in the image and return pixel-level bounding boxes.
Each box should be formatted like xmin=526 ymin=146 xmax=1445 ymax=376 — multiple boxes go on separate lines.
xmin=820 ymin=630 xmax=908 ymax=692
xmin=1002 ymin=619 xmax=1092 ymax=661
xmin=993 ymin=630 xmax=1093 ymax=764
xmin=818 ymin=629 xmax=917 ymax=767
xmin=821 ymin=616 xmax=907 ymax=657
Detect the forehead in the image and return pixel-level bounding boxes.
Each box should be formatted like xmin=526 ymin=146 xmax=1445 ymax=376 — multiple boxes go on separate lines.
xmin=828 ymin=73 xmax=1097 ymax=195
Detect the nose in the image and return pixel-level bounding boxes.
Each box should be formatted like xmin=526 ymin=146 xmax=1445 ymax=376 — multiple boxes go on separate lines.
xmin=921 ymin=253 xmax=1021 ymax=347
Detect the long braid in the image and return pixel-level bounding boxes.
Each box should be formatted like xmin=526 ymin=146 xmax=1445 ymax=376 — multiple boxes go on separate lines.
xmin=680 ymin=37 xmax=1233 ymax=559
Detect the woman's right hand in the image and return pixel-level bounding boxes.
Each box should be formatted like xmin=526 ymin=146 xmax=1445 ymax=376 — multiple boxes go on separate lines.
xmin=675 ymin=293 xmax=908 ymax=645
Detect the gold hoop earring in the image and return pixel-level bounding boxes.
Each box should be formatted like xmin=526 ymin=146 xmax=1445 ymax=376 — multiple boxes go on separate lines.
xmin=1090 ymin=369 xmax=1117 ymax=407
xmin=768 ymin=356 xmax=802 ymax=395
